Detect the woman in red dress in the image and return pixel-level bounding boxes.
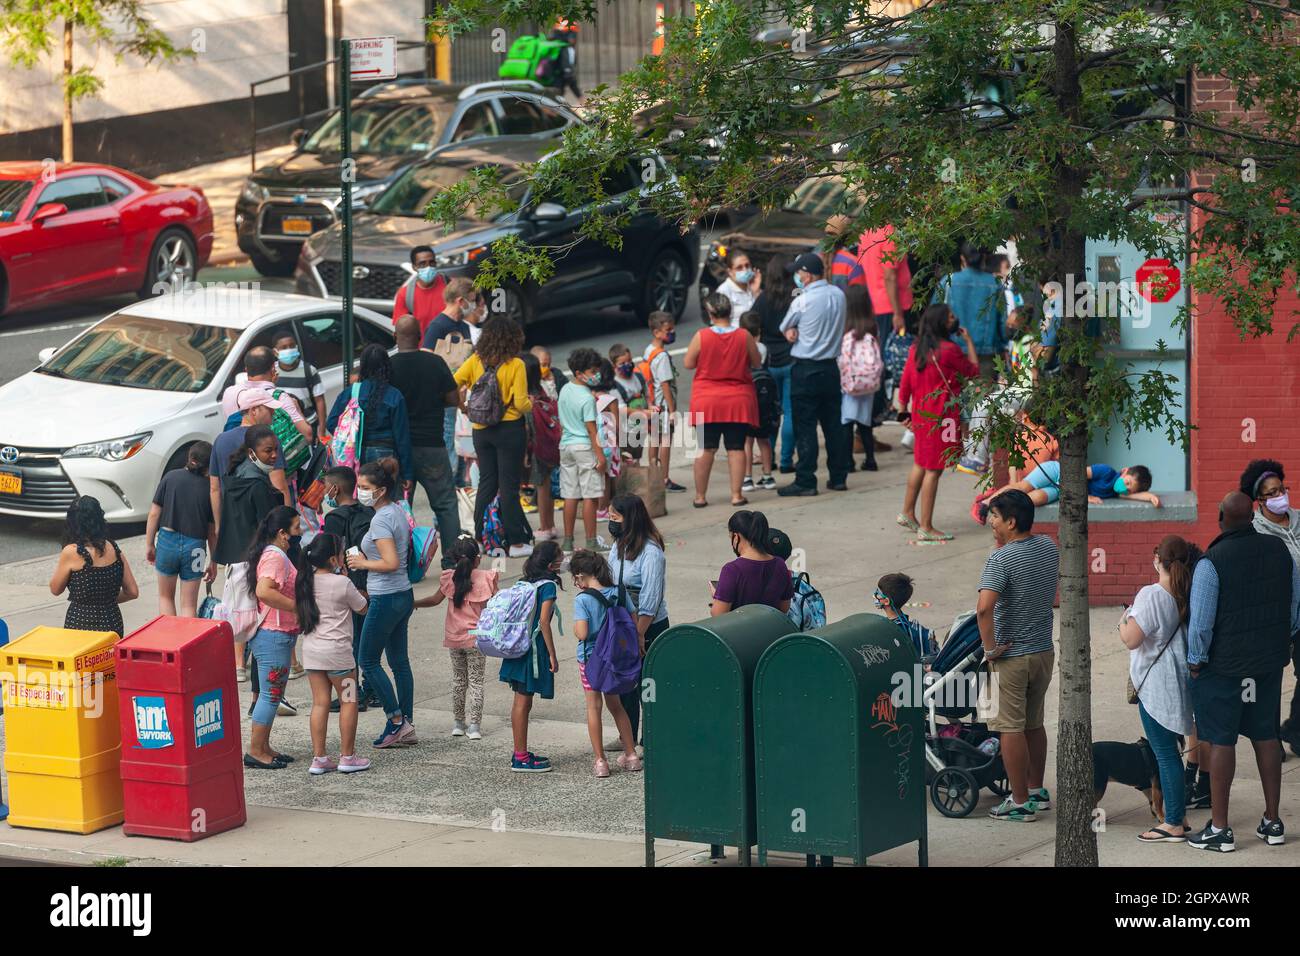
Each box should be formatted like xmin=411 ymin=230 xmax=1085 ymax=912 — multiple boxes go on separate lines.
xmin=684 ymin=293 xmax=761 ymax=508
xmin=897 ymin=303 xmax=979 ymax=543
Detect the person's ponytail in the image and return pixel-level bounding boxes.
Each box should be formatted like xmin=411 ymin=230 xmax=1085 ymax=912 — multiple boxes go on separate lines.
xmin=446 ymin=536 xmax=481 ymax=609
xmin=727 ymin=509 xmax=771 ymax=554
xmin=1157 ymin=534 xmax=1202 ymax=625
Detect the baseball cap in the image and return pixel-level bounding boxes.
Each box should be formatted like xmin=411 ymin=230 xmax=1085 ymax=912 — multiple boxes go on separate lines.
xmin=767 ymin=528 xmax=793 ymax=561
xmin=235 ymin=385 xmax=277 ymax=412
xmin=788 ymin=252 xmax=824 ymax=277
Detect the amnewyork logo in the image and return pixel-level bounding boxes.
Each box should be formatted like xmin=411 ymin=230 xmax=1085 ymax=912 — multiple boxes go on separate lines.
xmin=194 ymin=688 xmax=224 ymax=748
xmin=132 ymin=696 xmax=173 ymax=748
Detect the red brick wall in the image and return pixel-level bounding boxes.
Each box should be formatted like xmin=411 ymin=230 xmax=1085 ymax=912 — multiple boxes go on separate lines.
xmin=1030 ymin=68 xmax=1300 ymax=605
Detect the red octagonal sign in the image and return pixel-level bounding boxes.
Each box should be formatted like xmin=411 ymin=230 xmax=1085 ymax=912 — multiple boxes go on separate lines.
xmin=1135 ymin=258 xmax=1181 ymax=304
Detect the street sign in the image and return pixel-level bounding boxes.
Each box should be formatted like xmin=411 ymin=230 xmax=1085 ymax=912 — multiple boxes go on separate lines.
xmin=1135 ymin=257 xmax=1181 ymax=304
xmin=348 ymin=36 xmax=397 ymax=81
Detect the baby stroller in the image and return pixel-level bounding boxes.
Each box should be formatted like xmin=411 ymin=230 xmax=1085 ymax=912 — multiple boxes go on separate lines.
xmin=923 ymin=611 xmax=1010 ymax=817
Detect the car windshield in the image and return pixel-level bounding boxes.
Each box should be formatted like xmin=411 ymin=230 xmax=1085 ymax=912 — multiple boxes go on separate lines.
xmin=0 ymin=180 xmax=33 ymax=223
xmin=369 ymin=161 xmax=528 ymax=220
xmin=783 ymin=176 xmax=856 ymax=218
xmin=38 ymin=315 xmax=240 ymax=393
xmin=302 ymin=102 xmax=448 ymax=156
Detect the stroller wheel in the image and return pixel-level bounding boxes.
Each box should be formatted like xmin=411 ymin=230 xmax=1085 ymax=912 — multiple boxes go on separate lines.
xmin=987 ymin=773 xmax=1011 ymax=798
xmin=931 ymin=767 xmax=980 ymax=818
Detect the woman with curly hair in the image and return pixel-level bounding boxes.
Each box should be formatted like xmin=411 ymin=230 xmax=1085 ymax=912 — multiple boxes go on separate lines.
xmin=326 ymin=343 xmax=414 ymax=486
xmin=453 ymin=315 xmax=535 ymax=557
xmin=1240 ymin=458 xmax=1300 ymax=565
xmin=50 ymin=495 xmax=139 ymax=635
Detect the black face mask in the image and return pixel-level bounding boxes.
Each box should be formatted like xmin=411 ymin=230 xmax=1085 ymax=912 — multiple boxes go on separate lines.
xmin=287 ymin=534 xmax=302 ymax=557
xmin=608 ymin=520 xmax=624 ymax=539
xmin=731 ymin=535 xmax=741 ymax=557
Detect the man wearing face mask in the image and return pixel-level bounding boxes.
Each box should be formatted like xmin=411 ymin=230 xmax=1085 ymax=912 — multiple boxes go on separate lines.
xmin=393 ymin=245 xmax=448 ymax=338
xmin=1185 ymin=490 xmax=1300 ymax=852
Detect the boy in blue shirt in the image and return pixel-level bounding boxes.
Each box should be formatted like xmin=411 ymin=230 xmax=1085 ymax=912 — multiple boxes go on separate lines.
xmin=977 ymin=461 xmax=1160 ymax=519
xmin=875 ymin=573 xmax=938 ymax=659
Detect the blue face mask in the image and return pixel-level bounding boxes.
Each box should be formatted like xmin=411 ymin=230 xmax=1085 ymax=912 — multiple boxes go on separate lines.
xmin=277 ymin=348 xmax=300 ymax=366
xmin=735 ymin=269 xmax=753 ymax=284
xmin=416 ymin=266 xmax=437 ymax=284
xmin=794 ymin=273 xmax=806 ymax=289
xmin=664 ymin=331 xmax=677 ymax=345
xmin=323 ymin=495 xmax=338 ymax=511
xmin=1113 ymin=476 xmax=1128 ymax=495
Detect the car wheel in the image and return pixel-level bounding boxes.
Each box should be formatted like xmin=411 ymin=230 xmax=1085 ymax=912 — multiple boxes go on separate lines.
xmin=640 ymin=247 xmax=690 ymax=321
xmin=139 ymin=228 xmax=197 ymax=298
xmin=487 ymin=282 xmax=532 ymax=326
xmin=249 ymin=248 xmax=299 ymax=278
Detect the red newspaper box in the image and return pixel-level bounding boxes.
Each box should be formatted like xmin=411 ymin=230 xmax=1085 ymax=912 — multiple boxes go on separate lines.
xmin=116 ymin=616 xmax=246 ymax=841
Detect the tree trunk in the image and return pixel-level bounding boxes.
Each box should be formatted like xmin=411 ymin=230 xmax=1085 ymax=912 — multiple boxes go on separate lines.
xmin=1051 ymin=17 xmax=1098 ymax=867
xmin=62 ymin=18 xmax=74 ymax=163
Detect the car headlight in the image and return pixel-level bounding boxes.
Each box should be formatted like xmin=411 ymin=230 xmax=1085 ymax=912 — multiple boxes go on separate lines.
xmin=63 ymin=433 xmax=152 ymax=462
xmin=436 ymin=246 xmax=488 ymax=269
xmin=240 ymin=180 xmax=268 ymax=205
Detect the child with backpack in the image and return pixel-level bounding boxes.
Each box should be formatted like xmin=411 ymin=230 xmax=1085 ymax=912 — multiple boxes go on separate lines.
xmin=839 ymin=287 xmax=885 ymax=472
xmin=294 ymin=534 xmax=371 ymax=775
xmin=874 ymin=572 xmax=938 ymax=659
xmin=591 ymin=359 xmax=623 ymax=520
xmin=739 ymin=311 xmax=778 ymax=492
xmin=493 ymin=540 xmax=564 ymax=772
xmin=521 ymin=352 xmax=560 ymax=541
xmin=321 ymin=465 xmax=376 ymax=710
xmin=766 ymin=527 xmax=828 ymax=630
xmin=569 ymin=549 xmax=642 ymax=778
xmin=610 ymin=343 xmax=650 ymax=461
xmin=558 ymin=347 xmax=608 ymax=553
xmin=638 ymin=313 xmax=686 ymax=493
xmin=413 ymin=536 xmax=499 ymax=740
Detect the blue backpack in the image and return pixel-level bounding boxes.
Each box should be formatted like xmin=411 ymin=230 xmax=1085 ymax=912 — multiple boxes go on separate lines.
xmin=480 ymin=495 xmax=507 ymax=556
xmin=580 ymin=587 xmax=641 ymax=695
xmin=788 ymin=571 xmax=827 ymax=630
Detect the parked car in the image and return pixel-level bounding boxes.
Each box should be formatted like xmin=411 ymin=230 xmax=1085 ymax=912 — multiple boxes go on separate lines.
xmin=0 ymin=161 xmax=213 ymax=318
xmin=294 ymin=138 xmax=699 ymax=325
xmin=0 ymin=289 xmax=393 ymax=522
xmin=698 ymin=174 xmax=853 ymax=314
xmin=236 ymin=80 xmax=578 ymax=277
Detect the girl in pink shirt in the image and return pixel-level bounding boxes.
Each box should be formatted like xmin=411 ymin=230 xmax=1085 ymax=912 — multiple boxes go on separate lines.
xmin=415 ymin=537 xmax=499 ymax=739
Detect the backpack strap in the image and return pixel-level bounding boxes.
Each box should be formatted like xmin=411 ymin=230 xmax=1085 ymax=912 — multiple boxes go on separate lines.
xmin=405 ymin=276 xmax=416 ymax=315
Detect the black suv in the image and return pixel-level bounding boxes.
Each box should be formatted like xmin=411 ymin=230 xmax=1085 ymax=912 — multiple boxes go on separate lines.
xmin=293 ymin=138 xmax=698 ymax=325
xmin=236 ymin=80 xmax=577 ymax=276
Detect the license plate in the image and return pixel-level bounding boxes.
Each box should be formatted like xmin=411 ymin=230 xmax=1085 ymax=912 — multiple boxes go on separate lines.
xmin=281 ymin=217 xmax=313 ymax=235
xmin=0 ymin=469 xmax=21 ymax=495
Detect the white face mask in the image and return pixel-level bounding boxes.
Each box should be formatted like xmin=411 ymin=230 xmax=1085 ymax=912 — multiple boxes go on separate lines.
xmin=250 ymin=454 xmax=274 ymax=475
xmin=357 ymin=488 xmax=377 ymax=507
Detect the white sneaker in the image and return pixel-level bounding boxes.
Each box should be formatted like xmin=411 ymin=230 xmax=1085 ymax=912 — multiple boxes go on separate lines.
xmin=451 ymin=720 xmax=467 ymax=737
xmin=741 ymin=476 xmax=755 ymax=492
xmin=534 ymin=528 xmax=558 ymax=541
xmin=507 ymin=543 xmax=534 ymax=558
xmin=277 ymin=699 xmax=298 ymax=717
xmin=467 ymin=723 xmax=482 ymax=740
xmin=236 ymin=667 xmax=248 ymax=683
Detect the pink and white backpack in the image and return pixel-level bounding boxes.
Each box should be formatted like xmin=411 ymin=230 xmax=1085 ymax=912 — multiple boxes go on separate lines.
xmin=838 ymin=332 xmax=884 ymax=396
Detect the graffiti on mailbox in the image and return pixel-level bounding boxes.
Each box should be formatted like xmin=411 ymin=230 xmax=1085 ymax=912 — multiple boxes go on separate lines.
xmin=871 ymin=691 xmax=913 ymax=800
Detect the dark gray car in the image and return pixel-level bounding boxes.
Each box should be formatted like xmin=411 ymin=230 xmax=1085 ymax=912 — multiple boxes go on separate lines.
xmin=293 ymin=138 xmax=699 ymax=325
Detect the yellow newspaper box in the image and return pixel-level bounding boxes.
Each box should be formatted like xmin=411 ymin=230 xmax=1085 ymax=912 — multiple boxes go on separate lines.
xmin=1 ymin=627 xmax=123 ymax=833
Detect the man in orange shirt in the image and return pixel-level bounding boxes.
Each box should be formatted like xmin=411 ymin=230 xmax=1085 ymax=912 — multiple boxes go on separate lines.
xmin=392 ymin=245 xmax=447 ymax=337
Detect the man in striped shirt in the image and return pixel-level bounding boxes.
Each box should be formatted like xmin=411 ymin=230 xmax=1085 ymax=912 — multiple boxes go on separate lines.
xmin=978 ymin=488 xmax=1060 ymax=822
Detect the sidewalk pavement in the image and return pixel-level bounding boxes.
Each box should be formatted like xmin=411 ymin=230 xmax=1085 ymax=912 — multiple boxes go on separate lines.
xmin=166 ymin=145 xmax=295 ymax=266
xmin=2 ymin=426 xmax=1299 ymax=866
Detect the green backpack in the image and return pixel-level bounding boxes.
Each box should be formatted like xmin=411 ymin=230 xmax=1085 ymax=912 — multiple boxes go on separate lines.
xmin=269 ymin=389 xmax=311 ymax=473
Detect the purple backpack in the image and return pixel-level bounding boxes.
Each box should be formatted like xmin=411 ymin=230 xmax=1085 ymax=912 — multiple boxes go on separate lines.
xmin=580 ymin=586 xmax=641 ymax=695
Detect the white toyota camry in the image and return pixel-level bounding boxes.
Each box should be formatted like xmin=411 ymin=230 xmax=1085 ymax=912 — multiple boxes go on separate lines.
xmin=0 ymin=287 xmax=394 ymax=523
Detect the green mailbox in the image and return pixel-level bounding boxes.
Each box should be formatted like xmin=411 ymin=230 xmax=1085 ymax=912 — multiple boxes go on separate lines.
xmin=643 ymin=604 xmax=796 ymax=867
xmin=754 ymin=613 xmax=927 ymax=867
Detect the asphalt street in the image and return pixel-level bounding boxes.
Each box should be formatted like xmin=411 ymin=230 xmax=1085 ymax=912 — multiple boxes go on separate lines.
xmin=0 ymin=256 xmax=710 ymax=563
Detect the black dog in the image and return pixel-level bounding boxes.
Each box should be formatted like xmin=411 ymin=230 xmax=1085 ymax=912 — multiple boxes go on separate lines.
xmin=1093 ymin=738 xmax=1163 ymax=820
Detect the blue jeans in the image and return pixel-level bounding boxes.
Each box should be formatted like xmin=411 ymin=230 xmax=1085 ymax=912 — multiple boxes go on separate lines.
xmin=443 ymin=407 xmax=458 ymax=471
xmin=359 ymin=589 xmax=415 ymax=720
xmin=1138 ymin=699 xmax=1186 ymax=826
xmin=770 ymin=362 xmax=794 ymax=469
xmin=248 ymin=627 xmax=296 ymax=727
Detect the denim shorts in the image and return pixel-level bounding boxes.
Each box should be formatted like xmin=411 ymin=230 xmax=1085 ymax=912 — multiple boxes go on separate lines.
xmin=155 ymin=528 xmax=206 ymax=581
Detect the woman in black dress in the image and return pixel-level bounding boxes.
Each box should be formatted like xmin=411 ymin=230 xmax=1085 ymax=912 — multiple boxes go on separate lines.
xmin=50 ymin=496 xmax=139 ymax=636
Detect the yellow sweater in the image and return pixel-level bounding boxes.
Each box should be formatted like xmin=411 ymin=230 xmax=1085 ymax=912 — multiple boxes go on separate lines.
xmin=454 ymin=355 xmax=532 ymax=428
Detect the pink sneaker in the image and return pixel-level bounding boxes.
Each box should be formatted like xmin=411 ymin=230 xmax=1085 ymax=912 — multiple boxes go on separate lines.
xmin=338 ymin=754 xmax=371 ymax=773
xmin=617 ymin=753 xmax=643 ymax=772
xmin=596 ymin=508 xmax=609 ymax=520
xmin=593 ymin=757 xmax=611 ymax=778
xmin=309 ymin=756 xmax=338 ymax=775
xmin=398 ymin=722 xmax=418 ymax=746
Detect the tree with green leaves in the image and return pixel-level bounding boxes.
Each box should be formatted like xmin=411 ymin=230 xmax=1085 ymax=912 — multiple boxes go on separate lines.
xmin=429 ymin=0 xmax=1300 ymax=865
xmin=0 ymin=0 xmax=192 ymax=161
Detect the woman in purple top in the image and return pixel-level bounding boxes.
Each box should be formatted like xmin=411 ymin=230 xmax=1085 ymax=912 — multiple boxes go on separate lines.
xmin=711 ymin=510 xmax=793 ymax=615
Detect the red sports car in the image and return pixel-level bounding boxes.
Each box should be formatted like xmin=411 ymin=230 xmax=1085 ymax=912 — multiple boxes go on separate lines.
xmin=0 ymin=161 xmax=214 ymax=317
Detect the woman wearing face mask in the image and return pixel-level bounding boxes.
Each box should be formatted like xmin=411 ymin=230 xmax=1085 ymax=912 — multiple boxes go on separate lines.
xmin=346 ymin=458 xmax=417 ymax=748
xmin=1118 ymin=534 xmax=1201 ymax=842
xmin=605 ymin=493 xmax=668 ymax=743
xmin=244 ymin=505 xmax=303 ymax=769
xmin=710 ymin=510 xmax=792 ymax=616
xmin=716 ymin=250 xmax=761 ymax=327
xmin=213 ymin=425 xmax=284 ymax=566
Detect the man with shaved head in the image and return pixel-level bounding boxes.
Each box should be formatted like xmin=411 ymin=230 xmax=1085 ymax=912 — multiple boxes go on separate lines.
xmin=1186 ymin=489 xmax=1300 ymax=851
xmin=389 ymin=313 xmax=462 ymax=562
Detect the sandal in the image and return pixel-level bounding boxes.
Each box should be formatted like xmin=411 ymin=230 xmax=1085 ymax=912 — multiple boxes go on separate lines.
xmin=693 ymin=499 xmax=709 ymax=509
xmin=1137 ymin=826 xmax=1187 ymax=843
xmin=914 ymin=530 xmax=954 ymax=545
xmin=896 ymin=513 xmax=920 ymax=532
xmin=730 ymin=497 xmax=750 ymax=506
xmin=243 ymin=753 xmax=287 ymax=771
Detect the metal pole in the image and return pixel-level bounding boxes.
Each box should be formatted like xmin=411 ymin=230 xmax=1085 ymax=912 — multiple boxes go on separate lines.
xmin=340 ymin=38 xmax=354 ymax=385
xmin=250 ymin=84 xmax=257 ymax=173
